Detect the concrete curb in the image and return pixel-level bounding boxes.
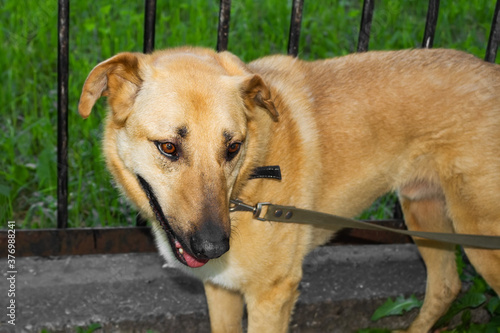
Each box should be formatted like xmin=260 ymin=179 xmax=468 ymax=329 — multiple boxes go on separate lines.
xmin=2 ymin=244 xmax=427 ymax=332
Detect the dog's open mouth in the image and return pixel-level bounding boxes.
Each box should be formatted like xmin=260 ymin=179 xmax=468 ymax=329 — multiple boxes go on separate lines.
xmin=137 ymin=175 xmax=209 ymax=268
xmin=173 ymin=239 xmax=209 ymax=268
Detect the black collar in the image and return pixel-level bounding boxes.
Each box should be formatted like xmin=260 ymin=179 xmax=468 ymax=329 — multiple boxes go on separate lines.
xmin=249 ymin=165 xmax=281 ymax=180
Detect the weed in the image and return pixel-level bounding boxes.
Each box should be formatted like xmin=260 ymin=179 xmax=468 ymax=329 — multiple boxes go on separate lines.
xmin=361 ymin=248 xmax=500 ymax=332
xmin=370 ymin=294 xmax=422 ymax=321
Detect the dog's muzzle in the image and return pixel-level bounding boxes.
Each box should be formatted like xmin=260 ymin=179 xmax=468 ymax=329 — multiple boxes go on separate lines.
xmin=136 ymin=175 xmax=230 ymax=268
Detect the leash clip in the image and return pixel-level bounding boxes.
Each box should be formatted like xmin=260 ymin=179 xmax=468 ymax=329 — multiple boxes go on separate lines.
xmin=230 ymin=199 xmax=269 ymax=221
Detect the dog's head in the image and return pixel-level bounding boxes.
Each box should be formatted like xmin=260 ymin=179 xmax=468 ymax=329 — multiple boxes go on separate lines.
xmin=79 ymin=47 xmax=277 ymax=268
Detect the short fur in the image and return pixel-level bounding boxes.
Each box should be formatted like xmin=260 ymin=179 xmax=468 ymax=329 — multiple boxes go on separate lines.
xmin=79 ymin=47 xmax=500 ymax=332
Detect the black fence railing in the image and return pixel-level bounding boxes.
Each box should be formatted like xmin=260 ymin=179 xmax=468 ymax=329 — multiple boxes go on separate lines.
xmin=143 ymin=0 xmax=157 ymax=54
xmin=2 ymin=0 xmax=492 ymax=257
xmin=56 ymin=0 xmax=500 ymax=230
xmin=57 ymin=0 xmax=69 ymax=229
xmin=487 ymin=0 xmax=500 ymax=62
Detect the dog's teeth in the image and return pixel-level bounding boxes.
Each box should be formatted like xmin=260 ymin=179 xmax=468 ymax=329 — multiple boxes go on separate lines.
xmin=179 ymin=248 xmax=184 ymax=255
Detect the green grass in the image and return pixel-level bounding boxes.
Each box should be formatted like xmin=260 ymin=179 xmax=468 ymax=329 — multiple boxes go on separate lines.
xmin=1 ymin=0 xmax=499 ymax=228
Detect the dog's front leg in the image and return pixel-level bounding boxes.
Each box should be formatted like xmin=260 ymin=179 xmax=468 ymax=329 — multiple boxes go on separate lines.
xmin=204 ymin=282 xmax=244 ymax=333
xmin=244 ymin=277 xmax=301 ymax=333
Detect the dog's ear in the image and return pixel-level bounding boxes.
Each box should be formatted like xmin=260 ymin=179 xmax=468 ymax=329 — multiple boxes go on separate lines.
xmin=78 ymin=52 xmax=144 ymax=125
xmin=216 ymin=51 xmax=278 ymax=120
xmin=240 ymin=74 xmax=279 ymax=121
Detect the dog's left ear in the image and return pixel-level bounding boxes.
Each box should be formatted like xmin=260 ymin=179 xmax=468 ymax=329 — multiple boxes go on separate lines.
xmin=240 ymin=74 xmax=279 ymax=121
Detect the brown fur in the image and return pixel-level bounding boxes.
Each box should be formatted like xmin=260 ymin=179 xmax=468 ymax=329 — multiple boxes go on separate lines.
xmin=79 ymin=47 xmax=500 ymax=332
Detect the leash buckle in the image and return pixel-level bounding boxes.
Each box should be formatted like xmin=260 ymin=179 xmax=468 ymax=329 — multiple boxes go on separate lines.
xmin=230 ymin=199 xmax=269 ymax=221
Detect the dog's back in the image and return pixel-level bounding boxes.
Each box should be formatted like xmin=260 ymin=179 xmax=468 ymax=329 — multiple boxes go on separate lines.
xmin=249 ymin=49 xmax=500 ymax=217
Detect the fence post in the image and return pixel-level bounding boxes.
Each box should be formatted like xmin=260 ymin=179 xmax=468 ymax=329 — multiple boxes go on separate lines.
xmin=288 ymin=0 xmax=304 ymax=56
xmin=144 ymin=0 xmax=157 ymax=54
xmin=217 ymin=0 xmax=232 ymax=52
xmin=57 ymin=0 xmax=69 ymax=229
xmin=357 ymin=0 xmax=375 ymax=52
xmin=422 ymin=0 xmax=440 ymax=48
xmin=485 ymin=0 xmax=500 ymax=62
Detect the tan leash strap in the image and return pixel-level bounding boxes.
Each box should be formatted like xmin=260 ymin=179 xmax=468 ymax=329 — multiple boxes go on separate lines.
xmin=230 ymin=200 xmax=500 ymax=249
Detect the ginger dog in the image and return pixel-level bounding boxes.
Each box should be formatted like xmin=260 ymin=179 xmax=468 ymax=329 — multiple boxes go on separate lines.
xmin=79 ymin=47 xmax=500 ymax=332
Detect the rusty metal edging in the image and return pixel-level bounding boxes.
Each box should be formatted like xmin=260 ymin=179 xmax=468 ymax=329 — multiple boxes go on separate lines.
xmin=0 ymin=221 xmax=411 ymax=258
xmin=0 ymin=227 xmax=156 ymax=258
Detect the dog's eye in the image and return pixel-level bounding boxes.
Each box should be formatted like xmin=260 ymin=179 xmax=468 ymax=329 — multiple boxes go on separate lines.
xmin=227 ymin=142 xmax=241 ymax=160
xmin=156 ymin=141 xmax=178 ymax=159
xmin=161 ymin=142 xmax=176 ymax=155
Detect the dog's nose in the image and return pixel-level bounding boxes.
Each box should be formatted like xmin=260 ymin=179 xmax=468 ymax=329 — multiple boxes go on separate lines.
xmin=190 ymin=221 xmax=230 ymax=259
xmin=190 ymin=236 xmax=230 ymax=259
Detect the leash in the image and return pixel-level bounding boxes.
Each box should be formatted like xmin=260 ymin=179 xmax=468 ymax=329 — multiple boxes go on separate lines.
xmin=229 ymin=199 xmax=500 ymax=250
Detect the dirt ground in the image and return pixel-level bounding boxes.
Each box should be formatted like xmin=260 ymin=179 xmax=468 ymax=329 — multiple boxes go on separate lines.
xmin=3 ymin=244 xmax=428 ymax=332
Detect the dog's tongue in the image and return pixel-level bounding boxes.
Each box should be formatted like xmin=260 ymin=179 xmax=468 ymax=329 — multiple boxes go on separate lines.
xmin=175 ymin=240 xmax=209 ymax=268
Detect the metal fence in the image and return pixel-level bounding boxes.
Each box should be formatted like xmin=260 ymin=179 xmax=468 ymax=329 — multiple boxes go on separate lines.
xmin=3 ymin=0 xmax=499 ymax=257
xmin=57 ymin=0 xmax=500 ymax=228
